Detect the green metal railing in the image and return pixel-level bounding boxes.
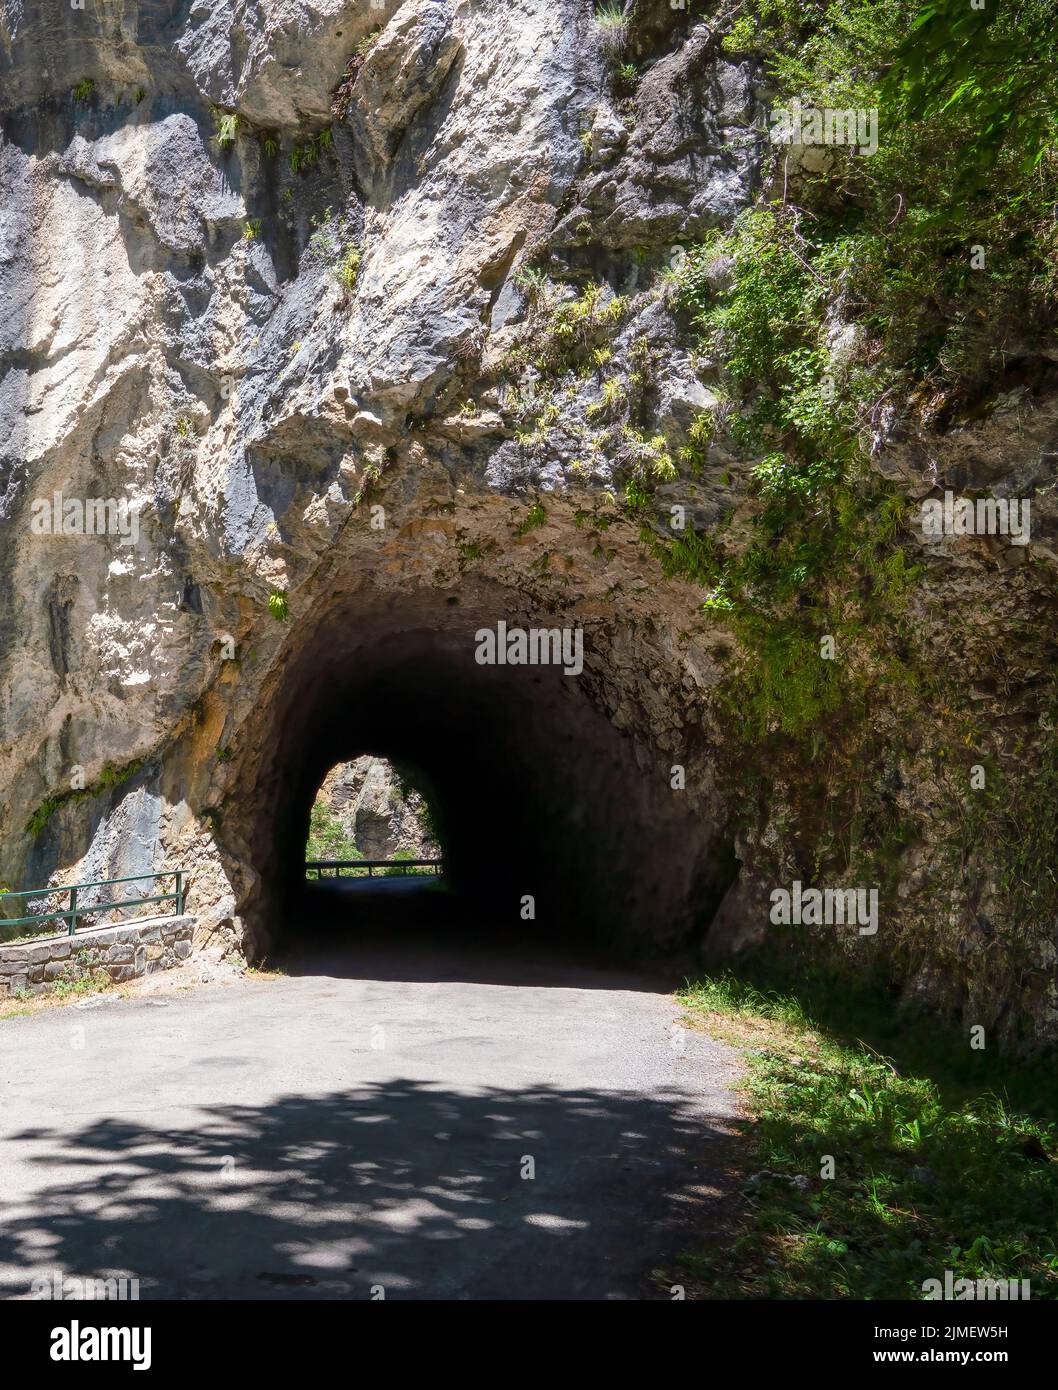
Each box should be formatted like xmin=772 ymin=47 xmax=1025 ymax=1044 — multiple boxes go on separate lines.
xmin=305 ymin=859 xmax=443 ymax=879
xmin=0 ymin=870 xmax=188 ymax=939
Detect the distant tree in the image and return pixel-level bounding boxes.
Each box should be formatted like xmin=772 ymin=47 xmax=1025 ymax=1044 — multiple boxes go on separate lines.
xmin=305 ymin=799 xmax=361 ymax=862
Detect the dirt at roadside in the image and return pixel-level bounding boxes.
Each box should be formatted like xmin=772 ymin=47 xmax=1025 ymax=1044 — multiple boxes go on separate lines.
xmin=0 ymin=955 xmax=280 ymax=1020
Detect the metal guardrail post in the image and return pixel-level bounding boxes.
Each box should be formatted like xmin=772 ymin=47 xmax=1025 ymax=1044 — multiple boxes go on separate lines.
xmin=68 ymin=886 xmax=78 ymax=936
xmin=303 ymin=858 xmax=444 ymax=879
xmin=175 ymin=870 xmax=184 ymax=915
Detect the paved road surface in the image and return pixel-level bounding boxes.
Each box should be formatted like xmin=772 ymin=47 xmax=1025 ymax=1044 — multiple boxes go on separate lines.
xmin=0 ymin=921 xmax=740 ymax=1300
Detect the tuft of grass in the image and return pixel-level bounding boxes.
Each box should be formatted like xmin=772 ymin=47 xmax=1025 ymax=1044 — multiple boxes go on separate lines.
xmin=679 ymin=965 xmax=1058 ymax=1300
xmin=594 ymin=3 xmax=629 ymax=61
xmin=514 ymin=265 xmax=551 ymax=309
xmin=644 ymin=524 xmax=723 ymax=588
xmin=289 ymin=128 xmax=332 ymax=175
xmin=267 ymin=590 xmax=289 ymax=621
xmin=336 ymin=247 xmax=360 ymax=290
xmin=243 ymin=219 xmax=262 ymax=240
xmin=528 ymin=281 xmax=627 ymax=376
xmin=72 ymin=78 xmax=94 ymax=103
xmin=25 ymin=797 xmax=62 ymax=838
xmin=356 ymin=31 xmax=380 ymax=58
xmin=513 ymin=502 xmax=547 ymax=536
xmin=209 ymin=109 xmax=237 ymax=148
xmin=213 ymin=109 xmax=240 ymax=148
xmin=51 ymin=951 xmax=113 ymax=1000
xmin=457 ymin=539 xmax=497 ymax=562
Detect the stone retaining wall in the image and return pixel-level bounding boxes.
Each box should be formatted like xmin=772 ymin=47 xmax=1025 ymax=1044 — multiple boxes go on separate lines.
xmin=0 ymin=915 xmax=195 ymax=997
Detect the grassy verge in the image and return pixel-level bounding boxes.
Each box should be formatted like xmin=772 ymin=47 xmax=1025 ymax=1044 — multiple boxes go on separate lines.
xmin=0 ymin=956 xmax=115 ymax=1019
xmin=678 ymin=965 xmax=1058 ymax=1299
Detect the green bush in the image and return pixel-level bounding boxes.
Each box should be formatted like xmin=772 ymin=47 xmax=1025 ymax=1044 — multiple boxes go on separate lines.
xmin=305 ymin=800 xmax=361 ymax=862
xmin=655 ymin=0 xmax=1058 ymax=740
xmin=213 ymin=110 xmax=239 ymax=148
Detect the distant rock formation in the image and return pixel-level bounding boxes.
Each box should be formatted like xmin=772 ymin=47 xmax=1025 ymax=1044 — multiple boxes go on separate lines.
xmin=314 ymin=758 xmax=439 ymax=861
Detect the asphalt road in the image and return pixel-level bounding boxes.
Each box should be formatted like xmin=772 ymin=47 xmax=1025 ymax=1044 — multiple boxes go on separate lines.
xmin=0 ymin=919 xmax=741 ymax=1300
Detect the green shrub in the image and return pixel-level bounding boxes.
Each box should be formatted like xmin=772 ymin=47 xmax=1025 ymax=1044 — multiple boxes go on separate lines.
xmin=514 ymin=502 xmax=547 ymax=535
xmin=305 ymin=800 xmax=361 ymax=862
xmin=213 ymin=110 xmax=239 ymax=148
xmin=337 ymin=248 xmax=360 ymax=289
xmin=593 ymin=3 xmax=629 ymax=61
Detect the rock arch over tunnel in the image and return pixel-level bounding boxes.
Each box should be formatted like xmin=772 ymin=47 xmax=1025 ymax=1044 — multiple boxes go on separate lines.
xmin=218 ymin=580 xmax=738 ymax=960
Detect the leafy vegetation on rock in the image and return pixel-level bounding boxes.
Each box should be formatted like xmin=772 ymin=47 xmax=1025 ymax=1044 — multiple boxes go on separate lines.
xmin=24 ymin=759 xmax=146 ymax=838
xmin=212 ymin=108 xmax=240 ymax=149
xmin=305 ymin=799 xmax=361 ymax=863
xmin=630 ymin=0 xmax=1058 ymax=1032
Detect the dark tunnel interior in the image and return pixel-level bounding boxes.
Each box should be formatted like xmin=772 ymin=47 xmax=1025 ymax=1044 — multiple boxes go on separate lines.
xmin=227 ymin=585 xmax=738 ymax=961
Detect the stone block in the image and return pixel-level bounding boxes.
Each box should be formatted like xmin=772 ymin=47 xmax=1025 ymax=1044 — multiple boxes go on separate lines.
xmin=105 ymin=929 xmax=140 ymax=946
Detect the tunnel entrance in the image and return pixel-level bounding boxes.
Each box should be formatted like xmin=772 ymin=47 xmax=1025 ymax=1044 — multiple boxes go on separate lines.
xmin=219 ymin=580 xmax=738 ymax=965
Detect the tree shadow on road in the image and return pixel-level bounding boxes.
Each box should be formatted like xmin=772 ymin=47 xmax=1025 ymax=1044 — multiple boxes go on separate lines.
xmin=0 ymin=1079 xmax=740 ymax=1300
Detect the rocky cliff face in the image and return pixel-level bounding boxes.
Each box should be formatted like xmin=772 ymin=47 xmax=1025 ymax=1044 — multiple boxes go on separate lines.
xmin=1 ymin=1 xmax=1055 ymax=1049
xmin=314 ymin=756 xmax=439 ymax=860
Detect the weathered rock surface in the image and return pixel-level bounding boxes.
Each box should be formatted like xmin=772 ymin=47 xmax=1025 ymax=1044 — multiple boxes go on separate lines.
xmin=315 ymin=755 xmax=439 ymax=860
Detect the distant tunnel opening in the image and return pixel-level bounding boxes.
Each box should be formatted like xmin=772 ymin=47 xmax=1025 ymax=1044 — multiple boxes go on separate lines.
xmin=223 ymin=582 xmax=738 ymax=961
xmin=303 ymin=755 xmax=442 ymax=870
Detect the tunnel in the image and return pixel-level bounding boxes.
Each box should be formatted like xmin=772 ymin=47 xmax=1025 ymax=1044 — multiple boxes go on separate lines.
xmin=218 ymin=579 xmax=738 ymax=962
